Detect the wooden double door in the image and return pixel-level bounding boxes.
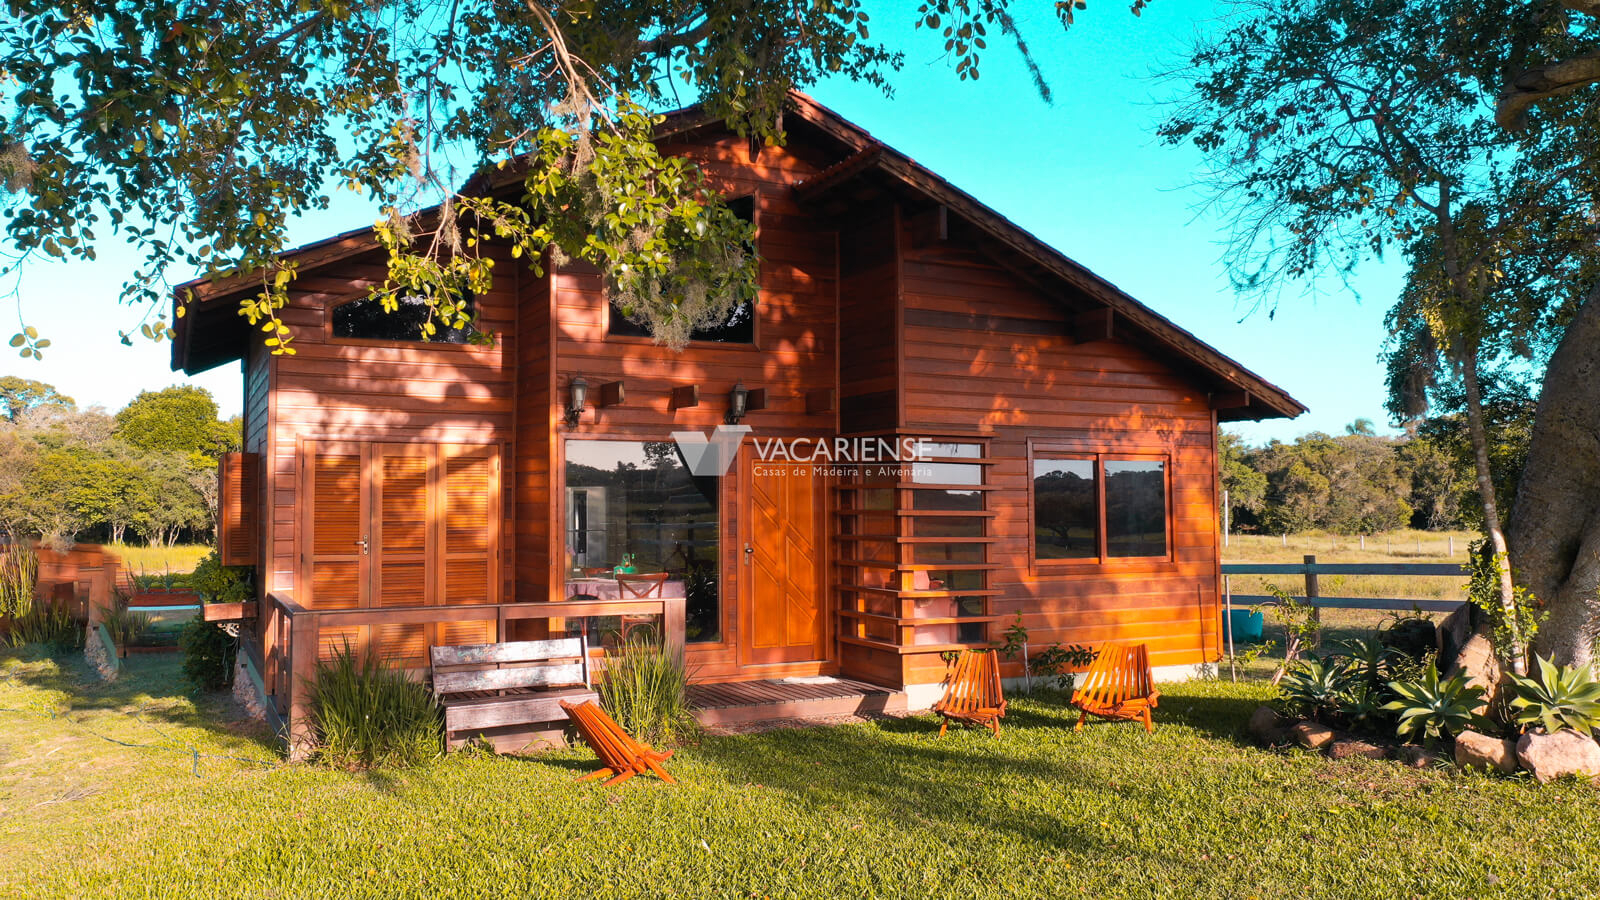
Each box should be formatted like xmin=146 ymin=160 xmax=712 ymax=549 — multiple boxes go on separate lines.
xmin=739 ymin=454 xmax=827 ymax=666
xmin=300 ymin=441 xmax=501 ymax=663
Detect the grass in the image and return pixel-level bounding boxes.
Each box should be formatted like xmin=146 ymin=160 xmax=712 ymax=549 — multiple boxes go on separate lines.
xmin=5 ymin=649 xmax=1600 ymax=899
xmin=106 ymin=542 xmax=211 ymax=578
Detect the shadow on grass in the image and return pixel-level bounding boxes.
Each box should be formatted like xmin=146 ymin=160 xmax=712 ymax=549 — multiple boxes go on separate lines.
xmin=1 ymin=645 xmax=276 ymax=752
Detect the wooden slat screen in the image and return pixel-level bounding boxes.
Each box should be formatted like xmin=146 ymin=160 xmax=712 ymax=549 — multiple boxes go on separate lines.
xmin=217 ymin=452 xmax=260 ymax=566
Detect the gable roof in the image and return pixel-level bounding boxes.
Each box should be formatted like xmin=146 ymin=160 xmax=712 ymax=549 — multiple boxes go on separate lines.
xmin=172 ymin=93 xmax=1305 ymax=422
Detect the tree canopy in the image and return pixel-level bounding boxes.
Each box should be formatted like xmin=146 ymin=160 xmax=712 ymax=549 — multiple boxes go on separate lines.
xmin=0 ymin=381 xmax=238 ymax=547
xmin=0 ymin=0 xmax=1103 ymax=356
xmin=0 ymin=375 xmax=73 ymax=421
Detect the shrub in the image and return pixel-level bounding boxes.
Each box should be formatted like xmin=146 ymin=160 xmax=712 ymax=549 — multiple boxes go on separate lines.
xmin=1382 ymin=664 xmax=1489 ymax=744
xmin=1030 ymin=643 xmax=1097 ymax=692
xmin=597 ymin=635 xmax=693 ymax=746
xmin=0 ymin=542 xmax=38 ymax=620
xmin=101 ymin=602 xmax=152 ymax=653
xmin=1278 ymin=655 xmax=1356 ymax=724
xmin=178 ymin=619 xmax=236 ymax=691
xmin=6 ymin=605 xmax=84 ymax=653
xmin=1508 ymin=655 xmax=1600 ymax=735
xmin=188 ymin=551 xmax=252 ymax=603
xmin=311 ymin=645 xmax=441 ymax=769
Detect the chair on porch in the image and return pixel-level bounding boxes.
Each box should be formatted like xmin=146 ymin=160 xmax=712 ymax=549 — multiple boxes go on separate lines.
xmin=1070 ymin=642 xmax=1160 ymax=733
xmin=613 ymin=572 xmax=670 ymax=644
xmin=560 ymin=699 xmax=677 ymax=787
xmin=932 ymin=649 xmax=1006 ymax=737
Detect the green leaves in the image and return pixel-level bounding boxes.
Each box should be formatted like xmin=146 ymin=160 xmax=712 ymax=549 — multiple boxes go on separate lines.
xmin=1381 ymin=664 xmax=1490 ymax=743
xmin=1508 ymin=655 xmax=1600 ymax=735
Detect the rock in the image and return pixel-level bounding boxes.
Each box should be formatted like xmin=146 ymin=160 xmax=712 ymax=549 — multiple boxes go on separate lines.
xmin=1454 ymin=730 xmax=1518 ymax=774
xmin=1443 ymin=625 xmax=1504 ymax=715
xmin=1382 ymin=617 xmax=1438 ymax=663
xmin=1395 ymin=745 xmax=1440 ymax=769
xmin=1248 ymin=705 xmax=1293 ymax=745
xmin=1327 ymin=738 xmax=1388 ymax=761
xmin=1290 ymin=721 xmax=1335 ymax=750
xmin=1516 ymin=730 xmax=1600 ymax=784
xmin=1435 ymin=603 xmax=1479 ymax=667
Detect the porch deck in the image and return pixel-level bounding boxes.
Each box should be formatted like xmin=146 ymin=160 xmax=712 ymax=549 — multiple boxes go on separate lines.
xmin=689 ymin=677 xmax=907 ymax=726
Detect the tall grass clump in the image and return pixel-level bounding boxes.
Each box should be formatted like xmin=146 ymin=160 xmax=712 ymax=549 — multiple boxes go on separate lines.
xmin=310 ymin=645 xmax=442 ymax=769
xmin=5 ymin=605 xmax=84 ymax=653
xmin=0 ymin=542 xmax=38 ymax=621
xmin=597 ymin=635 xmax=694 ymax=745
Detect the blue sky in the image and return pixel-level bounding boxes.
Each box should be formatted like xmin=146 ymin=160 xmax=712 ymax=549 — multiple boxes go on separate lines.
xmin=1 ymin=0 xmax=1404 ymax=444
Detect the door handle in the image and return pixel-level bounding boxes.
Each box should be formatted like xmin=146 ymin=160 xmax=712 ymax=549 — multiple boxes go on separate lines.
xmin=355 ymin=534 xmax=370 ymax=555
xmin=743 ymin=544 xmax=753 ymax=565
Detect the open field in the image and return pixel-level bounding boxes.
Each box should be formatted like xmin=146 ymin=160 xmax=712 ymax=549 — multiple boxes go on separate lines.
xmin=4 ymin=648 xmax=1599 ymax=900
xmin=105 ymin=543 xmax=211 ymax=578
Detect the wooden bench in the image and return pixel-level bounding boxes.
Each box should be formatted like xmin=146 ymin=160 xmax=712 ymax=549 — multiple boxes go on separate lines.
xmin=430 ymin=637 xmax=598 ymax=750
xmin=1070 ymin=642 xmax=1160 ymax=733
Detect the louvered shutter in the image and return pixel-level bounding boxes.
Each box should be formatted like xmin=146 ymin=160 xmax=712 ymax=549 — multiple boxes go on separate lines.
xmin=217 ymin=452 xmax=260 ymax=566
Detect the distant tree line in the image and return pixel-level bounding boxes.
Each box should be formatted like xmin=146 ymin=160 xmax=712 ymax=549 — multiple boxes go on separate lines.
xmin=1223 ymin=389 xmax=1534 ymax=537
xmin=0 ymin=377 xmax=239 ymax=548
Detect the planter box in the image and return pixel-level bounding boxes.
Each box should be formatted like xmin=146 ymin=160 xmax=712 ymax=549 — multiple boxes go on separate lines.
xmin=202 ymin=601 xmax=258 ymax=623
xmin=129 ymin=589 xmax=201 ymax=608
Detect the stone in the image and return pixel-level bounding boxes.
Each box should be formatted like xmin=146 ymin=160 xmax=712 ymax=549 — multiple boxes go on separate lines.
xmin=1516 ymin=730 xmax=1600 ymax=784
xmin=1327 ymin=738 xmax=1388 ymax=760
xmin=1290 ymin=721 xmax=1335 ymax=750
xmin=1434 ymin=603 xmax=1478 ymax=666
xmin=1248 ymin=705 xmax=1293 ymax=745
xmin=1443 ymin=625 xmax=1504 ymax=715
xmin=1453 ymin=730 xmax=1518 ymax=774
xmin=1395 ymin=745 xmax=1440 ymax=769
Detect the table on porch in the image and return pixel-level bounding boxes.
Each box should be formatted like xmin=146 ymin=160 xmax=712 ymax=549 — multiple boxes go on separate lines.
xmin=564 ymin=577 xmax=688 ymax=601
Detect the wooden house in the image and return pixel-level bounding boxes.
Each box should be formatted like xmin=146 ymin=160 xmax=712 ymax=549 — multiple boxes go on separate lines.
xmin=174 ymin=94 xmax=1303 ymax=746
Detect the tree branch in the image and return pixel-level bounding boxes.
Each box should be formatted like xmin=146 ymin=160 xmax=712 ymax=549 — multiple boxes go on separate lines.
xmin=1497 ymin=48 xmax=1600 ymax=129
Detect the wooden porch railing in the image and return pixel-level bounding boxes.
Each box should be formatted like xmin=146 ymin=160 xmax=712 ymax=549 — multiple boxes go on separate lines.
xmin=259 ymin=592 xmax=686 ymax=757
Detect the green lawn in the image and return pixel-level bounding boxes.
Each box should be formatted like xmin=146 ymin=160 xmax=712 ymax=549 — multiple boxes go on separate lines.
xmin=3 ymin=649 xmax=1598 ymax=899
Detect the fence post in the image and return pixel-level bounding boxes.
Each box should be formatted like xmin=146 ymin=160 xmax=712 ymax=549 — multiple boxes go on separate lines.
xmin=1304 ymin=554 xmax=1321 ymax=649
xmin=1449 ymin=536 xmax=1454 ymax=557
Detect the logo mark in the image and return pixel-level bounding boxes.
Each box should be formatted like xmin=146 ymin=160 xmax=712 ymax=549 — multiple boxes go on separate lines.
xmin=671 ymin=424 xmax=750 ymax=477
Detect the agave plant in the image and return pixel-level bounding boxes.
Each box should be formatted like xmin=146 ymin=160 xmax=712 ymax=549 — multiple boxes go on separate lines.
xmin=1278 ymin=655 xmax=1356 ymax=723
xmin=1508 ymin=655 xmax=1600 ymax=735
xmin=1333 ymin=635 xmax=1404 ymax=691
xmin=1382 ymin=664 xmax=1489 ymax=744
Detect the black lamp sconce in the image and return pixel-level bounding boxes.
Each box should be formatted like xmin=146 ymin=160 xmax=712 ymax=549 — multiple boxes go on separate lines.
xmin=726 ymin=384 xmax=767 ymax=424
xmin=564 ymin=376 xmax=588 ymax=426
xmin=566 ymin=377 xmax=625 ymax=427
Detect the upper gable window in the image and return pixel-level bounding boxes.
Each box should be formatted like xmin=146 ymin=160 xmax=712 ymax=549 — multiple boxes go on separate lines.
xmin=332 ymin=292 xmax=476 ymax=344
xmin=608 ymin=195 xmax=756 ymax=344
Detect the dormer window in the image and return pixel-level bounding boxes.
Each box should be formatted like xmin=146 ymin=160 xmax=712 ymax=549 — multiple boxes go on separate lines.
xmin=608 ymin=195 xmax=756 ymax=344
xmin=332 ymin=291 xmax=476 ymax=344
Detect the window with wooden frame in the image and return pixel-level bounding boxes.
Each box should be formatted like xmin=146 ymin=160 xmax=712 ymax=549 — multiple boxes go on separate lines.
xmin=1030 ymin=449 xmax=1170 ymax=566
xmin=607 ymin=195 xmax=757 ymax=344
xmin=330 ymin=291 xmax=478 ymax=345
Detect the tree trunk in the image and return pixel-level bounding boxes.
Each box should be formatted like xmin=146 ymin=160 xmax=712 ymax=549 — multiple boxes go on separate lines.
xmin=1435 ymin=200 xmax=1528 ymax=674
xmin=1460 ymin=352 xmax=1528 ymax=675
xmin=1509 ymin=284 xmax=1600 ymax=667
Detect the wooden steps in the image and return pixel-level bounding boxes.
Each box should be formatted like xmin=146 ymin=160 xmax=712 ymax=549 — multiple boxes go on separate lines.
xmin=689 ymin=677 xmax=906 ymax=726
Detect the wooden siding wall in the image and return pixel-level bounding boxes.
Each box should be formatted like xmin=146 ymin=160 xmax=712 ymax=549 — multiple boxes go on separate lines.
xmin=897 ymin=228 xmax=1221 ymax=679
xmin=837 ymin=207 xmax=900 ymax=433
xmin=260 ymin=248 xmax=519 ymax=607
xmin=551 ymin=132 xmax=840 ymax=680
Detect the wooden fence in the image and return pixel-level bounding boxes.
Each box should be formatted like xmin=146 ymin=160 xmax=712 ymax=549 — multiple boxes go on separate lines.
xmin=1221 ymin=553 xmax=1470 ymax=661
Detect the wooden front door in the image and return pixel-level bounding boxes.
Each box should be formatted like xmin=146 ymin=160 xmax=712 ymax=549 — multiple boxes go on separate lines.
xmin=301 ymin=441 xmax=501 ymax=663
xmin=740 ymin=454 xmax=826 ymax=666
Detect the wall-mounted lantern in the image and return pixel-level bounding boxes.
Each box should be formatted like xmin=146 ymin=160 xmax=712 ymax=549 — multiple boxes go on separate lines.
xmin=727 ymin=383 xmax=750 ymax=425
xmin=565 ymin=376 xmax=589 ymax=426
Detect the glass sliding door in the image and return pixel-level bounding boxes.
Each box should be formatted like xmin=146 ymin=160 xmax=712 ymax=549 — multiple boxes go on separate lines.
xmin=565 ymin=439 xmax=721 ymax=643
